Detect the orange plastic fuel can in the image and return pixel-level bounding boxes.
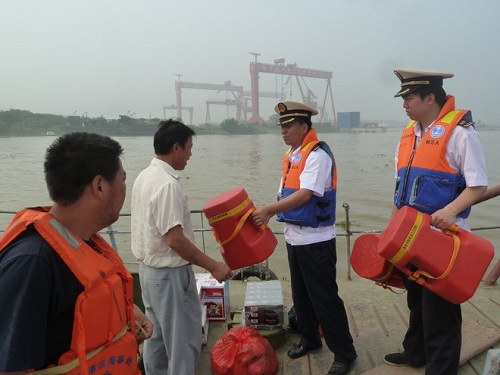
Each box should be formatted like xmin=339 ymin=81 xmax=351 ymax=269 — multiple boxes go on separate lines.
xmin=351 ymin=233 xmax=405 ymax=289
xmin=203 ymin=187 xmax=277 ymax=270
xmin=378 ymin=206 xmax=494 ymax=304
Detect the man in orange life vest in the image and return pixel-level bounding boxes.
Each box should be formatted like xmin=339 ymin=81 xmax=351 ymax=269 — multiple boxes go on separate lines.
xmin=251 ymin=100 xmax=357 ymax=375
xmin=0 ymin=133 xmax=153 ymax=375
xmin=384 ymin=69 xmax=488 ymax=374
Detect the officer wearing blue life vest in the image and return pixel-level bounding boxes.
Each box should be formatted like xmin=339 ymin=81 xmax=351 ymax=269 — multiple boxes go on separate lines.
xmin=384 ymin=69 xmax=488 ymax=375
xmin=251 ymin=100 xmax=357 ymax=375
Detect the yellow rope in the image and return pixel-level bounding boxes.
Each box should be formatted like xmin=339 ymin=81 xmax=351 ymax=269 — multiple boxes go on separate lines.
xmin=29 ymin=324 xmax=129 ymax=375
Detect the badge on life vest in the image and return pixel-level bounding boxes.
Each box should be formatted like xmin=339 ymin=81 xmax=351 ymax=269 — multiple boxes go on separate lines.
xmin=430 ymin=125 xmax=445 ymax=138
xmin=293 ymin=154 xmax=302 ymax=163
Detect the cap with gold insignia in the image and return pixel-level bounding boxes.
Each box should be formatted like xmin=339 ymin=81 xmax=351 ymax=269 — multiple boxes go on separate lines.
xmin=394 ymin=68 xmax=454 ymax=97
xmin=274 ymin=100 xmax=318 ymax=125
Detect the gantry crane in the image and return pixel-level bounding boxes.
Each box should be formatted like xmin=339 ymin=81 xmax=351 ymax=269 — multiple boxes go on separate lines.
xmin=248 ymin=58 xmax=335 ymax=125
xmin=163 ymin=105 xmax=193 ymax=124
xmin=204 ymin=93 xmax=284 ymax=123
xmin=234 ymin=90 xmax=285 ymax=122
xmin=175 ymin=80 xmax=244 ymax=122
xmin=205 ymin=99 xmax=239 ymax=124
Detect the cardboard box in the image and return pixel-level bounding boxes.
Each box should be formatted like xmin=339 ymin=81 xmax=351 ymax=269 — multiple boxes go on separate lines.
xmin=201 ymin=305 xmax=209 ymax=345
xmin=195 ymin=273 xmax=230 ymax=321
xmin=482 ymin=348 xmax=500 ymax=375
xmin=196 ymin=277 xmax=203 ymax=300
xmin=243 ymin=280 xmax=285 ymax=330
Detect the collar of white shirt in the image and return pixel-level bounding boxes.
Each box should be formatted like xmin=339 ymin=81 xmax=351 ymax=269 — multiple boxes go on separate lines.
xmin=151 ymin=157 xmax=180 ymax=180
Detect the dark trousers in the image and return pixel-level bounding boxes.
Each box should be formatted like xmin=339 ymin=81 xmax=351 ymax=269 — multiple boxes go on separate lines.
xmin=403 ymin=276 xmax=462 ymax=375
xmin=287 ymin=238 xmax=357 ymax=364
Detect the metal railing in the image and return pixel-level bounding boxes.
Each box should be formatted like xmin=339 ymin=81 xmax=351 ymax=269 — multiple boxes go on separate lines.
xmin=1 ymin=205 xmax=499 ymax=285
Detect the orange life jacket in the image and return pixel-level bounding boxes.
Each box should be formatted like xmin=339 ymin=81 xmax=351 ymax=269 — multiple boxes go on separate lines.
xmin=0 ymin=207 xmax=140 ymax=375
xmin=394 ymin=95 xmax=473 ymax=218
xmin=277 ymin=128 xmax=337 ymax=227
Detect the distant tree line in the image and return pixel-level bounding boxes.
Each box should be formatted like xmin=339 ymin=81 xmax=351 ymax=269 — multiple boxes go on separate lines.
xmin=0 ymin=109 xmax=162 ymax=137
xmin=0 ymin=109 xmax=337 ymax=137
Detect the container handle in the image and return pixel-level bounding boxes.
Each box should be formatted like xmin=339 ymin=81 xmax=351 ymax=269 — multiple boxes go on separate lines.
xmin=374 ymin=264 xmax=406 ymax=294
xmin=212 ymin=207 xmax=267 ymax=246
xmin=408 ymin=229 xmax=460 ymax=284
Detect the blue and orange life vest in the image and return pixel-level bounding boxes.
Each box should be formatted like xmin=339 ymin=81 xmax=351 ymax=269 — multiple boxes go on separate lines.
xmin=394 ymin=95 xmax=473 ymax=218
xmin=277 ymin=128 xmax=337 ymax=227
xmin=0 ymin=207 xmax=140 ymax=375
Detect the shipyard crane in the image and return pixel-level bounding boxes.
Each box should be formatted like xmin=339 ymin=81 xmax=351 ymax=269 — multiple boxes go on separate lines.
xmin=173 ymin=78 xmax=284 ymax=124
xmin=205 ymin=99 xmax=238 ymax=124
xmin=175 ymin=80 xmax=244 ymax=122
xmin=248 ymin=58 xmax=336 ymax=125
xmin=163 ymin=105 xmax=193 ymax=124
xmin=204 ymin=91 xmax=283 ymax=123
xmin=241 ymin=90 xmax=285 ymax=121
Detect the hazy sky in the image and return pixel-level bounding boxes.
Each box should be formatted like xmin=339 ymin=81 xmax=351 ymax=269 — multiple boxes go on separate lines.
xmin=2 ymin=0 xmax=499 ymax=125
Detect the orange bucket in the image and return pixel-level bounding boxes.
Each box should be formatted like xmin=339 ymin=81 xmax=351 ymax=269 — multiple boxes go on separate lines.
xmin=203 ymin=187 xmax=278 ymax=270
xmin=351 ymin=233 xmax=405 ymax=289
xmin=378 ymin=206 xmax=495 ymax=304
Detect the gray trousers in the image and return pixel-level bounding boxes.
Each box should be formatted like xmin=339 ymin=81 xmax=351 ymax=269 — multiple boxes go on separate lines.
xmin=139 ymin=263 xmax=202 ymax=375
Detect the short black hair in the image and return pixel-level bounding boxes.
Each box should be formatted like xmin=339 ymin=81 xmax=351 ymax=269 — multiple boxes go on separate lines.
xmin=44 ymin=132 xmax=123 ymax=205
xmin=411 ymin=86 xmax=448 ymax=108
xmin=295 ymin=117 xmax=312 ymax=131
xmin=154 ymin=119 xmax=195 ymax=155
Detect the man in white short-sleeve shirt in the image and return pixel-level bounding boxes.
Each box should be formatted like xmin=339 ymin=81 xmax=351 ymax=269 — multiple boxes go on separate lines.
xmin=131 ymin=119 xmax=232 ymax=375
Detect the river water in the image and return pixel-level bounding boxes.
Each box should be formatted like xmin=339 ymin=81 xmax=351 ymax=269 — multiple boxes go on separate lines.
xmin=1 ymin=129 xmax=499 ymax=268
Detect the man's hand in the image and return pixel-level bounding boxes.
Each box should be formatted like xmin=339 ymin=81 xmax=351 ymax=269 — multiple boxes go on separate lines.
xmin=133 ymin=304 xmax=153 ymax=345
xmin=210 ymin=261 xmax=233 ymax=283
xmin=251 ymin=206 xmax=272 ymax=226
xmin=431 ymin=186 xmax=487 ymax=229
xmin=430 ymin=207 xmax=457 ymax=230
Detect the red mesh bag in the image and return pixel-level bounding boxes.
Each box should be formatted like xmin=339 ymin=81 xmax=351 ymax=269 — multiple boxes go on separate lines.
xmin=210 ymin=326 xmax=279 ymax=375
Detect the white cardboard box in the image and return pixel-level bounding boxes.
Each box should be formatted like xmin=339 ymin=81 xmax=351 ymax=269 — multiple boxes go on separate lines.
xmin=243 ymin=280 xmax=285 ymax=330
xmin=201 ymin=304 xmax=209 ymax=345
xmin=195 ymin=273 xmax=230 ymax=321
xmin=196 ymin=277 xmax=203 ymax=300
xmin=482 ymin=348 xmax=500 ymax=375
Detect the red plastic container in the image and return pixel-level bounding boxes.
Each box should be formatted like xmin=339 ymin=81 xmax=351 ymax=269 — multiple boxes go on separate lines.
xmin=378 ymin=206 xmax=495 ymax=304
xmin=203 ymin=187 xmax=278 ymax=270
xmin=351 ymin=233 xmax=405 ymax=289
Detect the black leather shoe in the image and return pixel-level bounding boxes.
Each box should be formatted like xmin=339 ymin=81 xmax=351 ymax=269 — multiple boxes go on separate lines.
xmin=287 ymin=344 xmax=322 ymax=359
xmin=384 ymin=351 xmax=425 ymax=367
xmin=327 ymin=361 xmax=351 ymax=375
xmin=384 ymin=352 xmax=410 ymax=366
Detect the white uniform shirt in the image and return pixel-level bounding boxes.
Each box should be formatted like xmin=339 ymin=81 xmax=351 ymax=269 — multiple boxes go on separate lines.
xmin=395 ymin=122 xmax=488 ymax=229
xmin=281 ymin=146 xmax=336 ymax=246
xmin=131 ymin=158 xmax=195 ymax=268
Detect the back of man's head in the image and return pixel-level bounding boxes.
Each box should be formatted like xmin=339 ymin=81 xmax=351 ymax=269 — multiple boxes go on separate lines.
xmin=44 ymin=132 xmax=123 ymax=206
xmin=154 ymin=119 xmax=195 ymax=155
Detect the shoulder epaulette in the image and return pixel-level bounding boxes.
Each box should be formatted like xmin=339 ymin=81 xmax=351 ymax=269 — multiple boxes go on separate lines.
xmin=311 ymin=143 xmax=322 ymax=151
xmin=458 ymin=119 xmax=475 ymax=128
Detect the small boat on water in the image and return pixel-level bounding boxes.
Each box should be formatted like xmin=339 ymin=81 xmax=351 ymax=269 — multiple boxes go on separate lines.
xmin=350 ymin=122 xmax=388 ymax=133
xmin=350 ymin=126 xmax=387 ymax=133
xmin=45 ymin=131 xmax=56 ymax=136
